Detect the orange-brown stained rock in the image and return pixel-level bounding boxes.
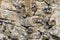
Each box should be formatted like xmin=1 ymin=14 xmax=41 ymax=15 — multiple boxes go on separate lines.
xmin=5 ymin=0 xmax=14 ymax=10
xmin=25 ymin=0 xmax=31 ymax=7
xmin=0 ymin=0 xmax=2 ymax=5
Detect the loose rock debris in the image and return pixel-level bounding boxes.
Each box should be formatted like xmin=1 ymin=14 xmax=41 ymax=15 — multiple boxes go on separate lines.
xmin=0 ymin=0 xmax=60 ymax=40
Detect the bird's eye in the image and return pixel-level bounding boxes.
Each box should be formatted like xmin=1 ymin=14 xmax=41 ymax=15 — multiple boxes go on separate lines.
xmin=43 ymin=7 xmax=51 ymax=14
xmin=31 ymin=2 xmax=36 ymax=8
xmin=33 ymin=18 xmax=43 ymax=24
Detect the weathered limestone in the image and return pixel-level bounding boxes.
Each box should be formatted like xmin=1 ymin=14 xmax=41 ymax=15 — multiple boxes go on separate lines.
xmin=0 ymin=0 xmax=59 ymax=40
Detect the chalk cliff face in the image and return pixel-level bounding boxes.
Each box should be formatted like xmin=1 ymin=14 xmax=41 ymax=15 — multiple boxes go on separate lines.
xmin=0 ymin=0 xmax=60 ymax=40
